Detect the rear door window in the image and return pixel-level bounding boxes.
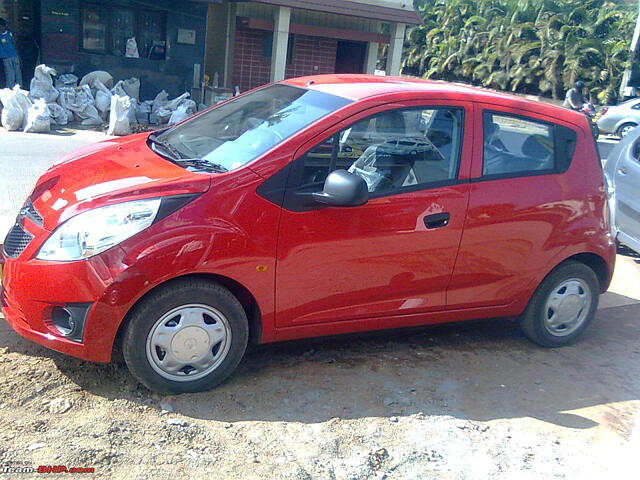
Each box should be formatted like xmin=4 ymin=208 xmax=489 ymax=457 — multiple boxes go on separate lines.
xmin=481 ymin=111 xmax=577 ymax=178
xmin=482 ymin=113 xmax=555 ymax=176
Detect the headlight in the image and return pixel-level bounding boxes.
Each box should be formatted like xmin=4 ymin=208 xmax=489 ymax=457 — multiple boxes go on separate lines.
xmin=37 ymin=199 xmax=161 ymax=261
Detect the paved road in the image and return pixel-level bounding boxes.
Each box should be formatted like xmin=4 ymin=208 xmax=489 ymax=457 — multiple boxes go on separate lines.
xmin=0 ymin=128 xmax=110 ymax=239
xmin=598 ymin=135 xmax=619 ymax=160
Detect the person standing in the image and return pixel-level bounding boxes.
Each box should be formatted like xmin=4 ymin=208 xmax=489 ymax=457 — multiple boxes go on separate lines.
xmin=563 ymin=80 xmax=585 ymax=111
xmin=0 ymin=18 xmax=22 ymax=88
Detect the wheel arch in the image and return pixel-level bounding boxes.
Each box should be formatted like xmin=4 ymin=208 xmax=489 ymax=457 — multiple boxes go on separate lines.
xmin=616 ymin=120 xmax=638 ymax=136
xmin=551 ymin=252 xmax=611 ymax=294
xmin=516 ymin=250 xmax=611 ymax=322
xmin=113 ymin=273 xmax=263 ymax=360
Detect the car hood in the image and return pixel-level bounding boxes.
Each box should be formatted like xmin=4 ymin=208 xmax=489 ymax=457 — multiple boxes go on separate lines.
xmin=28 ymin=133 xmax=211 ymax=231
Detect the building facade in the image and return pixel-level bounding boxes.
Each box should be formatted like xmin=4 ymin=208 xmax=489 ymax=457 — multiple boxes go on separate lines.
xmin=207 ymin=0 xmax=421 ymax=92
xmin=39 ymin=0 xmax=209 ymax=99
xmin=1 ymin=0 xmax=420 ymax=99
xmin=0 ymin=0 xmax=40 ymax=87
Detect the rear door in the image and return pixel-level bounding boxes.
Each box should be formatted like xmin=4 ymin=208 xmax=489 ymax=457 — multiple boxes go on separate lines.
xmin=447 ymin=104 xmax=579 ymax=309
xmin=613 ymin=134 xmax=640 ymax=252
xmin=273 ymin=100 xmax=473 ymax=328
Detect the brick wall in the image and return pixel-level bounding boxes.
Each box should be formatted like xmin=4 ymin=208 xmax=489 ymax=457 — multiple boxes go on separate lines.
xmin=285 ymin=35 xmax=338 ymax=79
xmin=232 ymin=27 xmax=338 ymax=92
xmin=232 ymin=27 xmax=272 ymax=92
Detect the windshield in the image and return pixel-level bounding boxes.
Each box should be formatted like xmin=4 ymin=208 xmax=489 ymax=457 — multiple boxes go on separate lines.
xmin=155 ymin=84 xmax=352 ymax=172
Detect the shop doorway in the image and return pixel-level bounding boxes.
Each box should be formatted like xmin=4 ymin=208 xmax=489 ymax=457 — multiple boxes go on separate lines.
xmin=0 ymin=0 xmax=39 ymax=88
xmin=335 ymin=40 xmax=366 ymax=74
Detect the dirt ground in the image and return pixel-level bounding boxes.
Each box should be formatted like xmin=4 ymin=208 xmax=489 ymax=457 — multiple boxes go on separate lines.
xmin=0 ymin=251 xmax=639 ymax=479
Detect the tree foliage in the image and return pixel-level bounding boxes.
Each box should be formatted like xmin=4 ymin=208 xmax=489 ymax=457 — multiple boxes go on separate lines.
xmin=404 ymin=0 xmax=636 ymax=103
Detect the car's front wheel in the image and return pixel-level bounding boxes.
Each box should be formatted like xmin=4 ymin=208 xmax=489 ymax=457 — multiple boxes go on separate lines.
xmin=122 ymin=279 xmax=249 ymax=394
xmin=617 ymin=122 xmax=637 ymax=138
xmin=519 ymin=261 xmax=600 ymax=347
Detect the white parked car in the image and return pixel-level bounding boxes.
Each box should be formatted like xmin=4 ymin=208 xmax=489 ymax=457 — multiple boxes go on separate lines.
xmin=604 ymin=128 xmax=640 ymax=254
xmin=597 ymin=98 xmax=640 ymax=137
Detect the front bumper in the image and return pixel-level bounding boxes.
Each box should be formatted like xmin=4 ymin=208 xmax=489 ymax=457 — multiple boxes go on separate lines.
xmin=1 ymin=245 xmax=132 ymax=363
xmin=2 ymin=288 xmax=91 ymax=359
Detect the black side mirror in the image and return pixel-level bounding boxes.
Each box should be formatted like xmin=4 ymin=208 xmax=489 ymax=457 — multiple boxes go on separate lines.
xmin=313 ymin=170 xmax=369 ymax=207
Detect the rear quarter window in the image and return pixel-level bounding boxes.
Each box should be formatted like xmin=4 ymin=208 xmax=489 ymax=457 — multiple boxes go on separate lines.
xmin=482 ymin=112 xmax=577 ymax=178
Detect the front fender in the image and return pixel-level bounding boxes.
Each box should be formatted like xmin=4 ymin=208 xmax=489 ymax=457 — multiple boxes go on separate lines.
xmin=91 ymin=173 xmax=280 ymax=360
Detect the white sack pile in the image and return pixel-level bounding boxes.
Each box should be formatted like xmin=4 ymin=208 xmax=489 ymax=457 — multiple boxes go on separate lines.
xmin=0 ymin=85 xmax=32 ymax=131
xmin=24 ymin=98 xmax=51 ymax=133
xmin=30 ymin=65 xmax=59 ymax=103
xmin=80 ymin=71 xmax=114 ymax=90
xmin=107 ymin=95 xmax=134 ymax=136
xmin=0 ymin=63 xmax=200 ymax=135
xmin=156 ymin=92 xmax=196 ymax=125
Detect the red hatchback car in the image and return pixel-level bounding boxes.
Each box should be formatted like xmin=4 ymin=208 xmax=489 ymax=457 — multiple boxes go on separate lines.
xmin=1 ymin=75 xmax=615 ymax=393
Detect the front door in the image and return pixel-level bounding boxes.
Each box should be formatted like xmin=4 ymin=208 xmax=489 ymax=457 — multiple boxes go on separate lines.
xmin=274 ymin=103 xmax=473 ymax=327
xmin=614 ymin=134 xmax=640 ymax=252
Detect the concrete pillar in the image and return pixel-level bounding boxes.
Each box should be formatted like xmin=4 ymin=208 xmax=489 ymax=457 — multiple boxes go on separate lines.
xmin=270 ymin=6 xmax=291 ymax=82
xmin=386 ymin=22 xmax=406 ymax=76
xmin=365 ymin=42 xmax=379 ymax=74
xmin=224 ymin=2 xmax=237 ymax=88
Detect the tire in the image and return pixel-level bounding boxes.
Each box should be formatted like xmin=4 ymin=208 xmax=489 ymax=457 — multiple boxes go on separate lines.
xmin=519 ymin=261 xmax=600 ymax=348
xmin=122 ymin=279 xmax=249 ymax=394
xmin=617 ymin=122 xmax=637 ymax=138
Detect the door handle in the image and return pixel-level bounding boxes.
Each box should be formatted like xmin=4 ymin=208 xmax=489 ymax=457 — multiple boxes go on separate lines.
xmin=423 ymin=212 xmax=450 ymax=229
xmin=618 ymin=167 xmax=628 ymax=175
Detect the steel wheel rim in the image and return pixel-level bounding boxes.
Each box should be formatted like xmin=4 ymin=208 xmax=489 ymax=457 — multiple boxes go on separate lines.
xmin=146 ymin=304 xmax=232 ymax=382
xmin=620 ymin=125 xmax=634 ymax=137
xmin=543 ymin=278 xmax=592 ymax=337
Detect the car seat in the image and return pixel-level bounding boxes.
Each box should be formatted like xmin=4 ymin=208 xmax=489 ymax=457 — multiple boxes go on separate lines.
xmin=522 ymin=134 xmax=554 ymax=170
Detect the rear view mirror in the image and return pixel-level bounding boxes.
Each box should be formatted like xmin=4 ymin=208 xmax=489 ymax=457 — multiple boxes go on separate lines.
xmin=313 ymin=170 xmax=369 ymax=207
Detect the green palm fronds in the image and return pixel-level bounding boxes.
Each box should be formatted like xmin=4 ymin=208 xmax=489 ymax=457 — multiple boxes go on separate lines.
xmin=403 ymin=0 xmax=635 ymax=102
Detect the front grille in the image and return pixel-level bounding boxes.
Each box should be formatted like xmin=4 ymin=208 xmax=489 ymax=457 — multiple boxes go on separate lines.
xmin=23 ymin=199 xmax=43 ymax=225
xmin=3 ymin=223 xmax=34 ymax=258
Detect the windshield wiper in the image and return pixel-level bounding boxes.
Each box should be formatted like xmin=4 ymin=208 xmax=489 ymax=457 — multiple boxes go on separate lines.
xmin=148 ymin=133 xmax=228 ymax=173
xmin=148 ymin=133 xmax=184 ymax=160
xmin=171 ymin=157 xmax=229 ymax=173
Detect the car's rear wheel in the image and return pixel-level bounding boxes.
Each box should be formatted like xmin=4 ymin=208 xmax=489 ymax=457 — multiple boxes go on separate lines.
xmin=122 ymin=279 xmax=248 ymax=394
xmin=519 ymin=261 xmax=600 ymax=347
xmin=617 ymin=122 xmax=637 ymax=138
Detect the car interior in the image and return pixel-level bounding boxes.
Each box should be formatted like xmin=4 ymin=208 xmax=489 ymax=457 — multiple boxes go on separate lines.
xmin=482 ymin=114 xmax=555 ymax=176
xmin=300 ymin=108 xmax=462 ymax=195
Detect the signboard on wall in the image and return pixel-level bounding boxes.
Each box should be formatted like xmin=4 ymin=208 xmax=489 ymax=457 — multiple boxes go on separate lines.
xmin=177 ymin=29 xmax=196 ymax=45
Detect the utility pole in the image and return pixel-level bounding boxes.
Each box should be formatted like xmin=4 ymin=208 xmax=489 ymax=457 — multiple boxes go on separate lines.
xmin=620 ymin=0 xmax=640 ymax=99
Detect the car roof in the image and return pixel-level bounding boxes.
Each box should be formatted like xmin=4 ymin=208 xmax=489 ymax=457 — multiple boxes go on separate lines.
xmin=282 ymin=74 xmax=583 ymax=123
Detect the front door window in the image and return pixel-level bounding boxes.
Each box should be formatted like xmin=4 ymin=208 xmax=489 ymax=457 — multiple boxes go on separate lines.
xmin=293 ymin=107 xmax=464 ymax=199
